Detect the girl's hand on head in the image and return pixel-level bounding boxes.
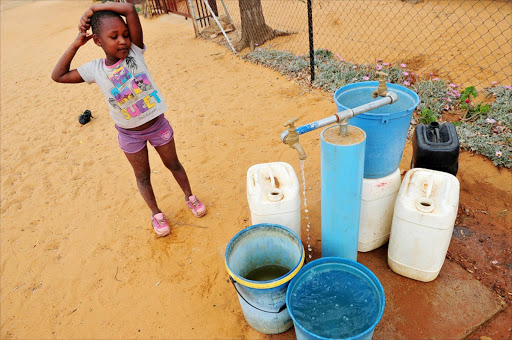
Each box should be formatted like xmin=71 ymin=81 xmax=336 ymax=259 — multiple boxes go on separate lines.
xmin=78 ymin=21 xmax=90 ymax=34
xmin=73 ymin=32 xmax=93 ymax=48
xmin=79 ymin=7 xmax=94 ymax=32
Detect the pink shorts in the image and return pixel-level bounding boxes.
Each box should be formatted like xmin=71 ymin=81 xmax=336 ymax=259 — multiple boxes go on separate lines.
xmin=116 ymin=114 xmax=174 ymax=154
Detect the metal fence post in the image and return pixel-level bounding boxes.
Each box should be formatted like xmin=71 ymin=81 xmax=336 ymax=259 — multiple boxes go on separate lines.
xmin=307 ymin=0 xmax=314 ymax=84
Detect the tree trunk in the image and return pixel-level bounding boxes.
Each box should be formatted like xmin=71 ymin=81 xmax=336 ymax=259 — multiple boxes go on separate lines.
xmin=235 ymin=0 xmax=275 ymax=51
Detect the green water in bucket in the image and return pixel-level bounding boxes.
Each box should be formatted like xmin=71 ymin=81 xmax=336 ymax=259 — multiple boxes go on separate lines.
xmin=245 ymin=264 xmax=291 ymax=281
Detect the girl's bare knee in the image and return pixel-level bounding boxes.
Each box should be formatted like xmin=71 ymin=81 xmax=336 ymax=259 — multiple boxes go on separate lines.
xmin=166 ymin=161 xmax=183 ymax=173
xmin=136 ymin=172 xmax=151 ymax=186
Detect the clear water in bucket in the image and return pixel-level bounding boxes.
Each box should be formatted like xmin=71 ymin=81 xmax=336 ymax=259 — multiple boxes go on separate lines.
xmin=245 ymin=264 xmax=291 ymax=281
xmin=290 ymin=265 xmax=380 ymax=338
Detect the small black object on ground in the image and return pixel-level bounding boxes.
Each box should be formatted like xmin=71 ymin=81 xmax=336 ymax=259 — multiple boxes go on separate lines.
xmin=78 ymin=110 xmax=94 ymax=125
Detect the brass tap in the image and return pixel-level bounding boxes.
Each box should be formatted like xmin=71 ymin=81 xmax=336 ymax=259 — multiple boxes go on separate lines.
xmin=283 ymin=117 xmax=307 ymax=160
xmin=372 ymin=71 xmax=389 ymax=98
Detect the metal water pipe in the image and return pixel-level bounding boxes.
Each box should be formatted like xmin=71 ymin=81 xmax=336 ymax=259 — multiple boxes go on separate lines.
xmin=281 ymin=73 xmax=399 ymax=160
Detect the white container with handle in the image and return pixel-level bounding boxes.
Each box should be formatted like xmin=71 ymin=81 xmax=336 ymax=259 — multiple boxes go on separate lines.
xmin=388 ymin=168 xmax=460 ymax=282
xmin=247 ymin=162 xmax=301 ymax=238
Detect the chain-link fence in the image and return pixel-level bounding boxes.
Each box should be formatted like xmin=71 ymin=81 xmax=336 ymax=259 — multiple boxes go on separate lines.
xmin=193 ymin=0 xmax=511 ymax=88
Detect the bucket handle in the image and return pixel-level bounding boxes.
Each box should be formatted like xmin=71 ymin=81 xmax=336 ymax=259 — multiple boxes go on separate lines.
xmin=229 ymin=277 xmax=287 ymax=314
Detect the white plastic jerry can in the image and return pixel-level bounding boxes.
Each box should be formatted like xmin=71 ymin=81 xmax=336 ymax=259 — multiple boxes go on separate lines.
xmin=358 ymin=168 xmax=401 ymax=252
xmin=246 ymin=162 xmax=301 ymax=238
xmin=388 ymin=168 xmax=460 ymax=282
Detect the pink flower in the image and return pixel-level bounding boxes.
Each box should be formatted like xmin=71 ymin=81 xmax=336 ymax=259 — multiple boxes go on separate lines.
xmin=429 ymin=73 xmax=434 ymax=76
xmin=496 ymin=150 xmax=502 ymax=157
xmin=353 ymin=66 xmax=357 ymax=69
xmin=486 ymin=118 xmax=496 ymax=124
xmin=403 ymin=81 xmax=410 ymax=86
xmin=376 ymin=65 xmax=382 ymax=71
xmin=340 ymin=58 xmax=345 ymax=62
xmin=433 ymin=78 xmax=440 ymax=81
xmin=491 ymin=81 xmax=498 ymax=86
xmin=495 ymin=126 xmax=506 ymax=133
xmin=403 ymin=71 xmax=409 ymax=76
xmin=448 ymin=83 xmax=458 ymax=88
xmin=506 ymin=86 xmax=512 ymax=89
xmin=336 ymin=54 xmax=340 ymax=58
xmin=452 ymin=90 xmax=461 ymax=98
xmin=382 ymin=62 xmax=389 ymax=66
xmin=363 ymin=76 xmax=370 ymax=81
xmin=444 ymin=105 xmax=450 ymax=111
xmin=400 ymin=63 xmax=407 ymax=68
xmin=465 ymin=99 xmax=470 ymax=103
xmin=442 ymin=97 xmax=452 ymax=103
xmin=352 ymin=78 xmax=358 ymax=81
xmin=376 ymin=59 xmax=383 ymax=62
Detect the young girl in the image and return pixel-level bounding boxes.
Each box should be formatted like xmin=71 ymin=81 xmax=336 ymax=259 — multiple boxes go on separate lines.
xmin=52 ymin=2 xmax=206 ymax=237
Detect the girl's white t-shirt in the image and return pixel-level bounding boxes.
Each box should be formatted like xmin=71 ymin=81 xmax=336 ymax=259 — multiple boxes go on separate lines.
xmin=77 ymin=44 xmax=168 ymax=129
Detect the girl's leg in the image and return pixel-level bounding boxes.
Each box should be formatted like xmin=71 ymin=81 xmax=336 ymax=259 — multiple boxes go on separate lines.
xmin=123 ymin=146 xmax=161 ymax=216
xmin=154 ymin=138 xmax=192 ymax=199
xmin=155 ymin=138 xmax=206 ymax=217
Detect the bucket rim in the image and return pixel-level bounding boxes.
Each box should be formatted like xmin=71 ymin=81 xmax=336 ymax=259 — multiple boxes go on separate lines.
xmin=286 ymin=257 xmax=385 ymax=340
xmin=333 ymin=81 xmax=420 ymax=118
xmin=225 ymin=223 xmax=305 ymax=289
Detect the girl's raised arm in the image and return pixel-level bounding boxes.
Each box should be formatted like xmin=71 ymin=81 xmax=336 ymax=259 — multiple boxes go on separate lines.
xmin=51 ymin=32 xmax=92 ymax=83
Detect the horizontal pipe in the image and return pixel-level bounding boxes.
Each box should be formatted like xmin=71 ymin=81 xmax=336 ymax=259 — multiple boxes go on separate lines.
xmin=280 ymin=115 xmax=338 ymax=142
xmin=281 ymin=92 xmax=398 ymax=143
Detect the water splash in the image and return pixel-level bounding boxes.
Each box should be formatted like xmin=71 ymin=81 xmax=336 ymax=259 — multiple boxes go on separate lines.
xmin=300 ymin=160 xmax=307 ymax=207
xmin=300 ymin=160 xmax=313 ymax=260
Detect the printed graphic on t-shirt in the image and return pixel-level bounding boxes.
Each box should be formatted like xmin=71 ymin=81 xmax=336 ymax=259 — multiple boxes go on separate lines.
xmin=111 ymin=86 xmax=134 ymax=106
xmin=102 ymin=55 xmax=163 ymax=122
xmin=108 ymin=66 xmax=132 ymax=89
xmin=132 ymin=73 xmax=153 ymax=95
xmin=120 ymin=90 xmax=162 ymax=120
xmin=108 ymin=97 xmax=119 ymax=110
xmin=125 ymin=56 xmax=138 ymax=74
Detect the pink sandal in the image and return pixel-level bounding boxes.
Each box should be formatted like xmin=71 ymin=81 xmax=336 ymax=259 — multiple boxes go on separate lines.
xmin=186 ymin=195 xmax=207 ymax=217
xmin=152 ymin=212 xmax=171 ymax=237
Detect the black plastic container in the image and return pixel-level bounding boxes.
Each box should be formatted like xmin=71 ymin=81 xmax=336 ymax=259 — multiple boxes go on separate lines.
xmin=411 ymin=122 xmax=459 ymax=175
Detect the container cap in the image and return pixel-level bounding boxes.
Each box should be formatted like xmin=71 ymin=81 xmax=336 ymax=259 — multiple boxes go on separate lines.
xmin=396 ymin=168 xmax=460 ymax=228
xmin=246 ymin=162 xmax=300 ymax=214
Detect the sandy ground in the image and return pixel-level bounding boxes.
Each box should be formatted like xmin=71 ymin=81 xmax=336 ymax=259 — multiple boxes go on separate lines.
xmin=1 ymin=1 xmax=511 ymax=339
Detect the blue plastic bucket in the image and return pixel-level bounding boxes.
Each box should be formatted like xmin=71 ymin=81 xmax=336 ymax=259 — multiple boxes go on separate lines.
xmin=225 ymin=224 xmax=305 ymax=334
xmin=334 ymin=82 xmax=420 ymax=178
xmin=286 ymin=257 xmax=385 ymax=340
